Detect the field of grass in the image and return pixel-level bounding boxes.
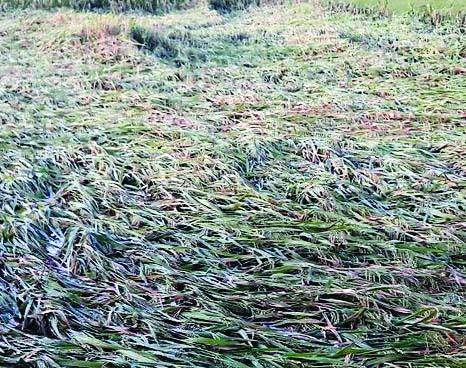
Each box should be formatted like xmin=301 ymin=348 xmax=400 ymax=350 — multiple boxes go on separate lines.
xmin=0 ymin=0 xmax=465 ymax=367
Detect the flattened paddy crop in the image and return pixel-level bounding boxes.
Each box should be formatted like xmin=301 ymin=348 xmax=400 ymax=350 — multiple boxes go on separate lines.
xmin=0 ymin=1 xmax=465 ymax=367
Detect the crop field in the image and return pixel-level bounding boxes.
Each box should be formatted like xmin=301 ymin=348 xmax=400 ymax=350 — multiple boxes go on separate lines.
xmin=0 ymin=0 xmax=465 ymax=367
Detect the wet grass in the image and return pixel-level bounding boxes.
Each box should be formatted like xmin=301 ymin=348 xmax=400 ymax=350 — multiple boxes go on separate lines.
xmin=0 ymin=1 xmax=465 ymax=367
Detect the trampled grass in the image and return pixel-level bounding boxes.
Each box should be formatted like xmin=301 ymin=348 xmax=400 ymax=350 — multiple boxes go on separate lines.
xmin=0 ymin=1 xmax=465 ymax=367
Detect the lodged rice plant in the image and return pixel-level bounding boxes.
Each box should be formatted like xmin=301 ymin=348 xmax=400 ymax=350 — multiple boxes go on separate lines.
xmin=0 ymin=0 xmax=465 ymax=367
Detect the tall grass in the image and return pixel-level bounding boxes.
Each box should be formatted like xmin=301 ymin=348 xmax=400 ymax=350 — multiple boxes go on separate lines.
xmin=208 ymin=0 xmax=258 ymax=13
xmin=0 ymin=0 xmax=195 ymax=12
xmin=1 ymin=0 xmax=277 ymax=13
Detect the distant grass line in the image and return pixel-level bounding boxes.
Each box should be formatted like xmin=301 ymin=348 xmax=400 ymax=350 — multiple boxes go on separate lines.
xmin=0 ymin=0 xmax=196 ymax=12
xmin=325 ymin=0 xmax=466 ymax=26
xmin=1 ymin=0 xmax=277 ymax=12
xmin=2 ymin=0 xmax=466 ymax=15
xmin=333 ymin=0 xmax=466 ymax=13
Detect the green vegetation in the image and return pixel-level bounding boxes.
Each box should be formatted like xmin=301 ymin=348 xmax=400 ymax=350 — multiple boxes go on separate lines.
xmin=0 ymin=0 xmax=194 ymax=12
xmin=0 ymin=0 xmax=465 ymax=367
xmin=208 ymin=0 xmax=261 ymax=13
xmin=0 ymin=0 xmax=264 ymax=13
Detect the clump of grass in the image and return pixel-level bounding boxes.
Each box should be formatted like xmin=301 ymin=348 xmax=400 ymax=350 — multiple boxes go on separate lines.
xmin=129 ymin=25 xmax=181 ymax=57
xmin=129 ymin=24 xmax=207 ymax=64
xmin=73 ymin=22 xmax=131 ymax=62
xmin=208 ymin=0 xmax=259 ymax=13
xmin=208 ymin=0 xmax=281 ymax=13
xmin=324 ymin=0 xmax=387 ymax=16
xmin=411 ymin=4 xmax=466 ymax=27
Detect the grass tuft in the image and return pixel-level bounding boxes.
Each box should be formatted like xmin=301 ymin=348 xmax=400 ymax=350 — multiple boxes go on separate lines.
xmin=129 ymin=24 xmax=207 ymax=64
xmin=208 ymin=0 xmax=258 ymax=13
